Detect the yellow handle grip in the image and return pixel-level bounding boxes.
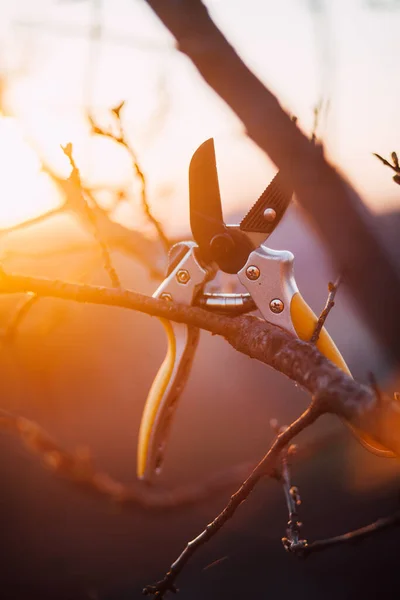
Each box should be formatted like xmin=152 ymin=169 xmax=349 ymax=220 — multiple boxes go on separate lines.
xmin=290 ymin=292 xmax=350 ymax=374
xmin=137 ymin=319 xmax=200 ymax=480
xmin=290 ymin=292 xmax=393 ymax=457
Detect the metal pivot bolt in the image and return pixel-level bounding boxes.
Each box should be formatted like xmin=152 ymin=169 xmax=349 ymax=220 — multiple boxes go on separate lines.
xmin=246 ymin=265 xmax=260 ymax=281
xmin=160 ymin=293 xmax=173 ymax=301
xmin=176 ymin=269 xmax=190 ymax=284
xmin=270 ymin=298 xmax=284 ymax=314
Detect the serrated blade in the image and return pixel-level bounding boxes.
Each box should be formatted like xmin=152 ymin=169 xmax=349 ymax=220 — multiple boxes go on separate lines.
xmin=240 ymin=171 xmax=293 ymax=236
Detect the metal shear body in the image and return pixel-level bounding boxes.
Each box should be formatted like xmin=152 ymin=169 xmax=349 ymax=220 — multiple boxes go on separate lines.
xmin=137 ymin=139 xmax=393 ymax=482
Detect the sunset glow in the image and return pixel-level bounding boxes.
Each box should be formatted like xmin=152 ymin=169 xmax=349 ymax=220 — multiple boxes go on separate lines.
xmin=1 ymin=0 xmax=400 ymax=236
xmin=0 ymin=116 xmax=59 ymax=229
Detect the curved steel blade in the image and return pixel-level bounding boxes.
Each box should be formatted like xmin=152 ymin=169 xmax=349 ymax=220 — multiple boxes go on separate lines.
xmin=189 ymin=138 xmax=225 ymax=264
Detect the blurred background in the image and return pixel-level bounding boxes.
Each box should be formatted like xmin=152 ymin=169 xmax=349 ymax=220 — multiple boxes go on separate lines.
xmin=0 ymin=0 xmax=400 ymax=598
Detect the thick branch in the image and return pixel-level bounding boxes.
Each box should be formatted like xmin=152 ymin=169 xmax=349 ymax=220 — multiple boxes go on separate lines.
xmin=0 ymin=270 xmax=399 ymax=455
xmin=145 ymin=0 xmax=400 ymax=365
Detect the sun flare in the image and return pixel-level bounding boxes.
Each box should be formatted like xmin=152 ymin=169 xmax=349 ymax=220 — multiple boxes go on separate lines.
xmin=0 ymin=115 xmax=58 ymax=229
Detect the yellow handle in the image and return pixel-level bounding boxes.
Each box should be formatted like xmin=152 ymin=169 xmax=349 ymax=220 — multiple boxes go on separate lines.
xmin=290 ymin=292 xmax=350 ymax=374
xmin=137 ymin=319 xmax=200 ymax=480
xmin=290 ymin=292 xmax=394 ymax=457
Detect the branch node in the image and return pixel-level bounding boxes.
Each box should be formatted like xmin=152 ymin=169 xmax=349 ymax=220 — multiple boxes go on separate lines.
xmin=310 ymin=276 xmax=341 ymax=344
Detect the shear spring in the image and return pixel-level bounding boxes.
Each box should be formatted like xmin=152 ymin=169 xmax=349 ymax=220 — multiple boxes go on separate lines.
xmin=195 ymin=292 xmax=256 ymax=315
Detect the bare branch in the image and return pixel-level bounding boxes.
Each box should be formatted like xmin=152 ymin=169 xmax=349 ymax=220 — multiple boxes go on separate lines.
xmin=1 ymin=244 xmax=103 ymax=267
xmin=310 ymin=276 xmax=341 ymax=344
xmin=275 ymin=421 xmax=400 ymax=560
xmin=143 ymin=402 xmax=323 ymax=598
xmin=0 ymin=270 xmax=398 ymax=456
xmin=0 ymin=138 xmax=164 ymax=279
xmin=88 ymin=104 xmax=171 ymax=253
xmin=302 ymin=510 xmax=400 ymax=556
xmin=0 ymin=409 xmax=264 ymax=512
xmin=311 ymin=98 xmax=324 ymax=143
xmin=0 ymin=405 xmax=343 ymax=516
xmin=3 ymin=293 xmax=39 ymax=343
xmin=280 ymin=445 xmax=305 ymax=553
xmin=373 ymin=151 xmax=400 ymax=185
xmin=40 ymin=159 xmax=164 ymax=279
xmin=61 ymin=143 xmax=121 ymax=289
xmin=0 ymin=206 xmax=65 ymax=237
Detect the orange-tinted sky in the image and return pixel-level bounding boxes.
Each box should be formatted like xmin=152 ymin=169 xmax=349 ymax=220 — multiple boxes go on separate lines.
xmin=0 ymin=0 xmax=399 ymax=233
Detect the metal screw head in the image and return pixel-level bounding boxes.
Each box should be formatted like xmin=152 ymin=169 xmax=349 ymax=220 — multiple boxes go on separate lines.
xmin=270 ymin=298 xmax=284 ymax=314
xmin=176 ymin=269 xmax=190 ymax=284
xmin=160 ymin=293 xmax=173 ymax=301
xmin=263 ymin=208 xmax=277 ymax=223
xmin=246 ymin=265 xmax=260 ymax=281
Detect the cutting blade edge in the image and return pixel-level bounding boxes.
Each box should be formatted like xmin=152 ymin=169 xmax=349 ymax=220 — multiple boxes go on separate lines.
xmin=189 ymin=138 xmax=225 ymax=262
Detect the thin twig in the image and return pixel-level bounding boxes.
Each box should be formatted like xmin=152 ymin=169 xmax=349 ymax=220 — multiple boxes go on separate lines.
xmin=0 ymin=141 xmax=163 ymax=279
xmin=311 ymin=98 xmax=324 ymax=144
xmin=373 ymin=152 xmax=400 ymax=185
xmin=302 ymin=510 xmax=400 ymax=556
xmin=41 ymin=160 xmax=164 ymax=278
xmin=61 ymin=143 xmax=121 ymax=289
xmin=0 ymin=205 xmax=65 ymax=237
xmin=88 ymin=104 xmax=171 ymax=253
xmin=3 ymin=294 xmax=39 ymax=343
xmin=143 ymin=402 xmax=323 ymax=598
xmin=280 ymin=445 xmax=305 ymax=553
xmin=2 ymin=256 xmax=103 ymax=345
xmin=310 ymin=276 xmax=341 ymax=344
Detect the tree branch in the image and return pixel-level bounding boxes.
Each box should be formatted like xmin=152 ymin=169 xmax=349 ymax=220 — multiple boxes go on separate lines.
xmin=3 ymin=293 xmax=39 ymax=343
xmin=39 ymin=159 xmax=164 ymax=278
xmin=61 ymin=143 xmax=121 ymax=289
xmin=144 ymin=0 xmax=400 ymax=366
xmin=0 ymin=206 xmax=65 ymax=237
xmin=280 ymin=444 xmax=305 ymax=552
xmin=143 ymin=402 xmax=323 ymax=598
xmin=0 ymin=409 xmax=263 ymax=512
xmin=0 ymin=269 xmax=399 ymax=456
xmin=0 ymin=409 xmax=343 ymax=515
xmin=88 ymin=103 xmax=171 ymax=253
xmin=302 ymin=510 xmax=400 ymax=555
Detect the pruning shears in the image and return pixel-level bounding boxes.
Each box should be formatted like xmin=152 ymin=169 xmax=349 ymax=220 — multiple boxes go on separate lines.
xmin=137 ymin=139 xmax=393 ymax=482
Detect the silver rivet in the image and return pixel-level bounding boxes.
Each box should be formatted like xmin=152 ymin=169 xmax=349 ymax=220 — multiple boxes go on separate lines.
xmin=263 ymin=208 xmax=277 ymax=223
xmin=246 ymin=265 xmax=260 ymax=281
xmin=176 ymin=269 xmax=190 ymax=284
xmin=160 ymin=293 xmax=172 ymax=301
xmin=270 ymin=298 xmax=284 ymax=314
